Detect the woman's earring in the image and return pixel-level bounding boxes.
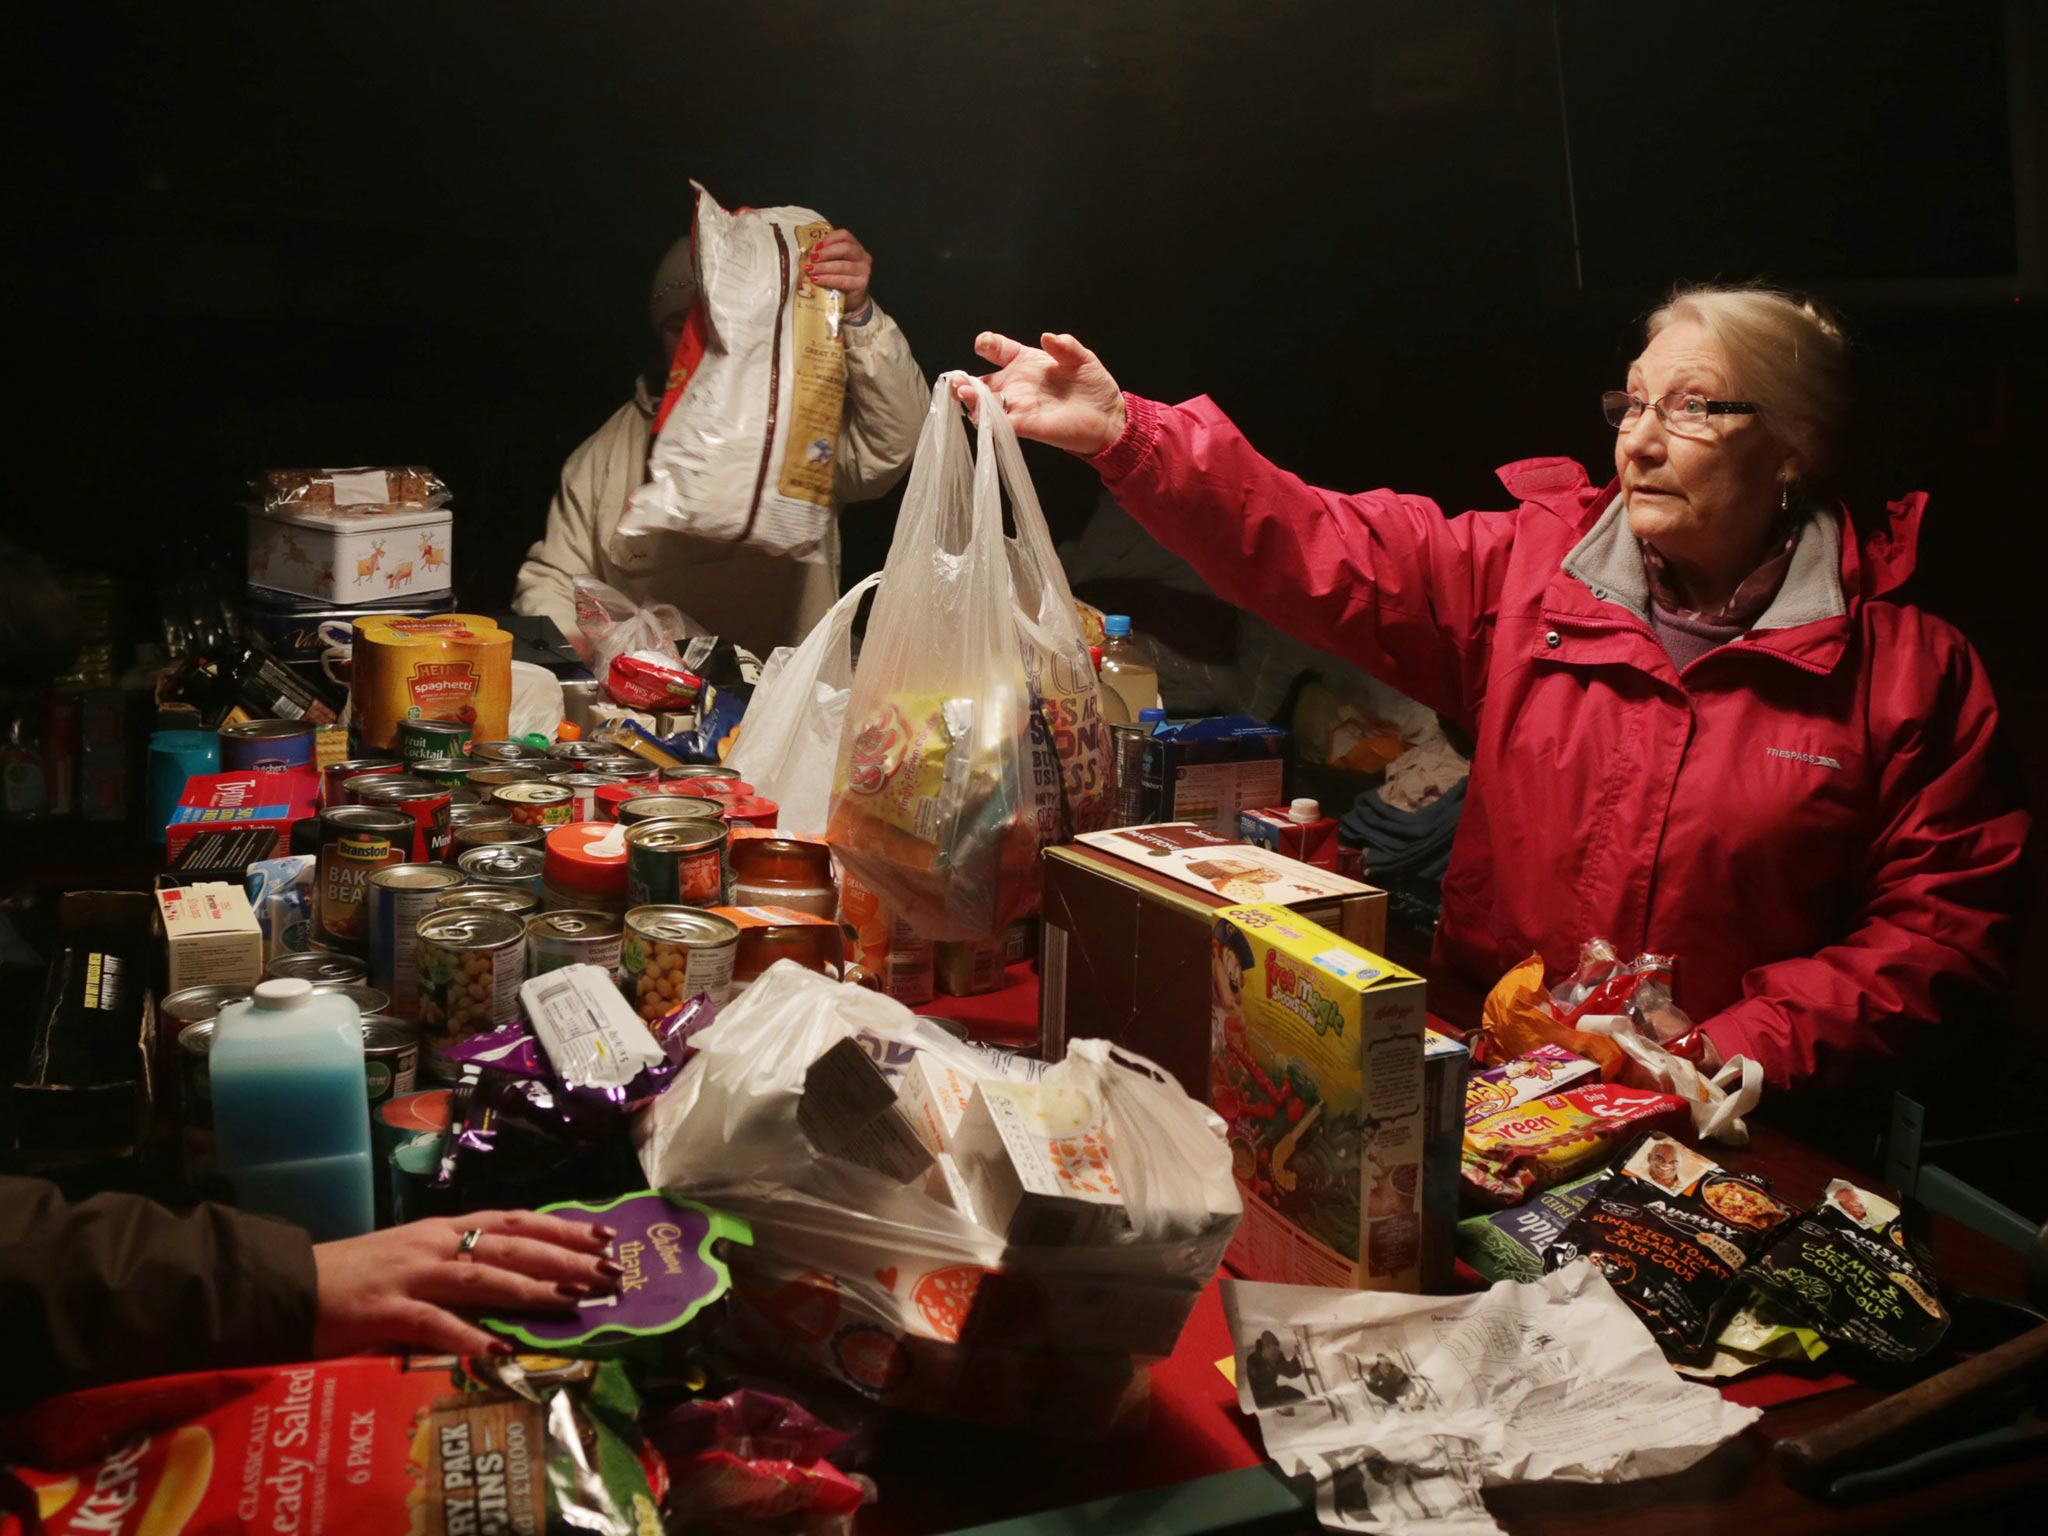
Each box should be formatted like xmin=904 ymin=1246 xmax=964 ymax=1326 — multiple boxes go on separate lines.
xmin=1780 ymin=481 xmax=1791 ymax=515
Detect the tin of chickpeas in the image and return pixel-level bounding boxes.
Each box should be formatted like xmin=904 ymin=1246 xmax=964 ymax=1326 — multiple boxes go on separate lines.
xmin=414 ymin=908 xmax=524 ymax=1040
xmin=620 ymin=905 xmax=739 ymax=1021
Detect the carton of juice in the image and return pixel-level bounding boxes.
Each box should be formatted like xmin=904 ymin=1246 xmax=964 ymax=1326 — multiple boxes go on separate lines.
xmin=1210 ymin=902 xmax=1427 ymax=1290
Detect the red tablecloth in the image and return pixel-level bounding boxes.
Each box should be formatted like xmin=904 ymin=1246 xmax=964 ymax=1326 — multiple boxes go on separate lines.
xmin=911 ymin=960 xmax=1040 ymax=1050
xmin=875 ymin=966 xmax=1854 ymax=1533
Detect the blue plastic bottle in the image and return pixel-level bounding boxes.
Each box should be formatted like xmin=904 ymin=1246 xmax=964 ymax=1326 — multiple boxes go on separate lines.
xmin=210 ymin=978 xmax=374 ymax=1240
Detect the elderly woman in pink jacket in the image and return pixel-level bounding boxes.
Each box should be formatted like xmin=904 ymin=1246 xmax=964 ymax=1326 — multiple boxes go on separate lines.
xmin=963 ymin=285 xmax=2026 ymax=1094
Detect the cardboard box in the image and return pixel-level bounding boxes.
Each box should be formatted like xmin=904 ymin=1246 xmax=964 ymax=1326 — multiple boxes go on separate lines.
xmin=797 ymin=1037 xmax=933 ymax=1184
xmin=1238 ymin=804 xmax=1339 ymax=870
xmin=935 ymin=938 xmax=1005 ymax=998
xmin=1211 ymin=903 xmax=1427 ymax=1291
xmin=164 ymin=769 xmax=319 ymax=862
xmin=897 ymin=1050 xmax=980 ymax=1155
xmin=155 ymin=883 xmax=265 ymax=994
xmin=953 ymin=1078 xmax=1128 ymax=1247
xmin=1140 ymin=717 xmax=1287 ymax=836
xmin=1040 ymin=837 xmax=1386 ymax=1101
xmin=1421 ymin=1028 xmax=1472 ymax=1291
xmin=12 ymin=891 xmax=157 ymax=1166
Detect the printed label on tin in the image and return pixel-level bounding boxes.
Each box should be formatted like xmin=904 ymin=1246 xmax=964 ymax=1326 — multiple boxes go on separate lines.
xmin=323 ymin=832 xmax=394 ymax=938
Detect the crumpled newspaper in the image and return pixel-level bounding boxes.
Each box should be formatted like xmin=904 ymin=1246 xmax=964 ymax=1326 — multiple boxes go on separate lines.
xmin=1223 ymin=1261 xmax=1761 ymax=1534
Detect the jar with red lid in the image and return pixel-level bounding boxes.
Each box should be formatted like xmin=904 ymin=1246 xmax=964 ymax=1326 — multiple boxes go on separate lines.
xmin=721 ymin=794 xmax=780 ymax=830
xmin=728 ymin=832 xmax=836 ymax=919
xmin=541 ymin=820 xmax=630 ymax=914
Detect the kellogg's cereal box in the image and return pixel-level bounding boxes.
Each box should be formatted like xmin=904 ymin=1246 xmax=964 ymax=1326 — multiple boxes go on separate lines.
xmin=1211 ymin=902 xmax=1427 ymax=1290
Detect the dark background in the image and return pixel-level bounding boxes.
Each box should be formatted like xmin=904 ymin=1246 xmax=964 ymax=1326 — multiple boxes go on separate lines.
xmin=8 ymin=1 xmax=2045 ymax=987
xmin=9 ymin=2 xmax=2040 ymax=625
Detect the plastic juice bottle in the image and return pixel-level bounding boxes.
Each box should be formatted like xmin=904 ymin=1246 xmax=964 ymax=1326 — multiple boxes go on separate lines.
xmin=1090 ymin=644 xmax=1129 ymax=725
xmin=1099 ymin=616 xmax=1161 ymax=723
xmin=211 ymin=978 xmax=374 ymax=1240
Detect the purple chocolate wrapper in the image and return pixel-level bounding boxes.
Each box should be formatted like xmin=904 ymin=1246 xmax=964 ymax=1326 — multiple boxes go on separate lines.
xmin=652 ymin=993 xmax=721 ymax=1065
xmin=440 ymin=1020 xmax=549 ymax=1078
xmin=483 ymin=1190 xmax=753 ymax=1349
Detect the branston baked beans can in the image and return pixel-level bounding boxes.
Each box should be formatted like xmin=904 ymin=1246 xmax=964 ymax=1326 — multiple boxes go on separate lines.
xmin=616 ymin=793 xmax=722 ymax=828
xmin=316 ymin=806 xmax=410 ymax=951
xmin=492 ymin=780 xmax=574 ymax=828
xmin=415 ymin=908 xmax=524 ymax=1041
xmin=269 ymin=948 xmax=369 ymax=985
xmin=548 ymin=771 xmax=617 ymax=823
xmin=470 ymin=739 xmax=548 ymax=764
xmin=622 ymin=905 xmax=739 ymax=1017
xmin=323 ymin=757 xmax=402 ymax=810
xmin=625 ymin=816 xmax=729 ymax=907
xmin=220 ymin=718 xmax=316 ymax=773
xmin=369 ymin=863 xmax=466 ymax=1019
xmin=526 ymin=909 xmax=624 ymax=978
xmin=456 ymin=843 xmax=547 ymax=897
xmin=354 ymin=775 xmax=453 ymax=863
xmin=454 ymin=820 xmax=542 ymax=854
xmin=434 ymin=885 xmax=540 ymax=918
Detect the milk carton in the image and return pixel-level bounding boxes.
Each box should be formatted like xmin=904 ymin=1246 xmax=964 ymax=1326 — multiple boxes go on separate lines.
xmin=1210 ymin=903 xmax=1427 ymax=1290
xmin=952 ymin=1078 xmax=1128 ymax=1247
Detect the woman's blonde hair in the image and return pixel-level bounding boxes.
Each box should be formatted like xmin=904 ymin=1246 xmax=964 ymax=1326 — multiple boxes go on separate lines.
xmin=1646 ymin=284 xmax=1849 ymax=490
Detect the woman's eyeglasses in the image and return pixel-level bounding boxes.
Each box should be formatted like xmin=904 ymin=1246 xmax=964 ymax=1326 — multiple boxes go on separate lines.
xmin=1602 ymin=390 xmax=1758 ymax=440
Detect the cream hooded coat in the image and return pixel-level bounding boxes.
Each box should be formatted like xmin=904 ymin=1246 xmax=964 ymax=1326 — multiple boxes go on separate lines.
xmin=513 ymin=302 xmax=925 ymax=658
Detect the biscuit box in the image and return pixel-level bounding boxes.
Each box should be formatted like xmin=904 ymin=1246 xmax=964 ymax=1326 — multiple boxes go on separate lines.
xmin=1210 ymin=903 xmax=1427 ymax=1291
xmin=1040 ymin=837 xmax=1385 ymax=1101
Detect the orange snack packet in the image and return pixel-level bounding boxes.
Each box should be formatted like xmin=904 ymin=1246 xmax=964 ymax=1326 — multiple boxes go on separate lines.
xmin=1478 ymin=953 xmax=1629 ymax=1080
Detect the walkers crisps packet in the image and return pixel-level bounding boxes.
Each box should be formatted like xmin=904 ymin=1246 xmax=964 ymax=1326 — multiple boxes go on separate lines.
xmin=0 ymin=1354 xmax=663 ymax=1536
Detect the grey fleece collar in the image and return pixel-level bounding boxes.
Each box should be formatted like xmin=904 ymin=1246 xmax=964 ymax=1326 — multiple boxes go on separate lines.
xmin=1561 ymin=493 xmax=1846 ymax=631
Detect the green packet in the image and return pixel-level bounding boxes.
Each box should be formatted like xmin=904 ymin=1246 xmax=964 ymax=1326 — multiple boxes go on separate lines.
xmin=1456 ymin=1170 xmax=1609 ymax=1283
xmin=484 ymin=1190 xmax=753 ymax=1357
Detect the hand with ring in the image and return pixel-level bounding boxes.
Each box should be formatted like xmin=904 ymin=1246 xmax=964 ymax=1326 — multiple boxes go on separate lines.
xmin=313 ymin=1210 xmax=621 ymax=1358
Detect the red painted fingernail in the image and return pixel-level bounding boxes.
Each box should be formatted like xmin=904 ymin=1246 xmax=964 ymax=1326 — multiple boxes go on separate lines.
xmin=489 ymin=1340 xmax=514 ymax=1356
xmin=592 ymin=1225 xmax=618 ymax=1243
xmin=597 ymin=1259 xmax=625 ymax=1280
xmin=556 ymin=1282 xmax=592 ymax=1299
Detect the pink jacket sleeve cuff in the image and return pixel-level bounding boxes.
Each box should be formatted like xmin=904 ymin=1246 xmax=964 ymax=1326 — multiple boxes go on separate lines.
xmin=1089 ymin=392 xmax=1166 ymax=482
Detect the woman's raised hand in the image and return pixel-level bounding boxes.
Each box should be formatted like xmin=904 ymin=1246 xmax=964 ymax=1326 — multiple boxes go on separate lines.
xmin=955 ymin=332 xmax=1127 ymax=456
